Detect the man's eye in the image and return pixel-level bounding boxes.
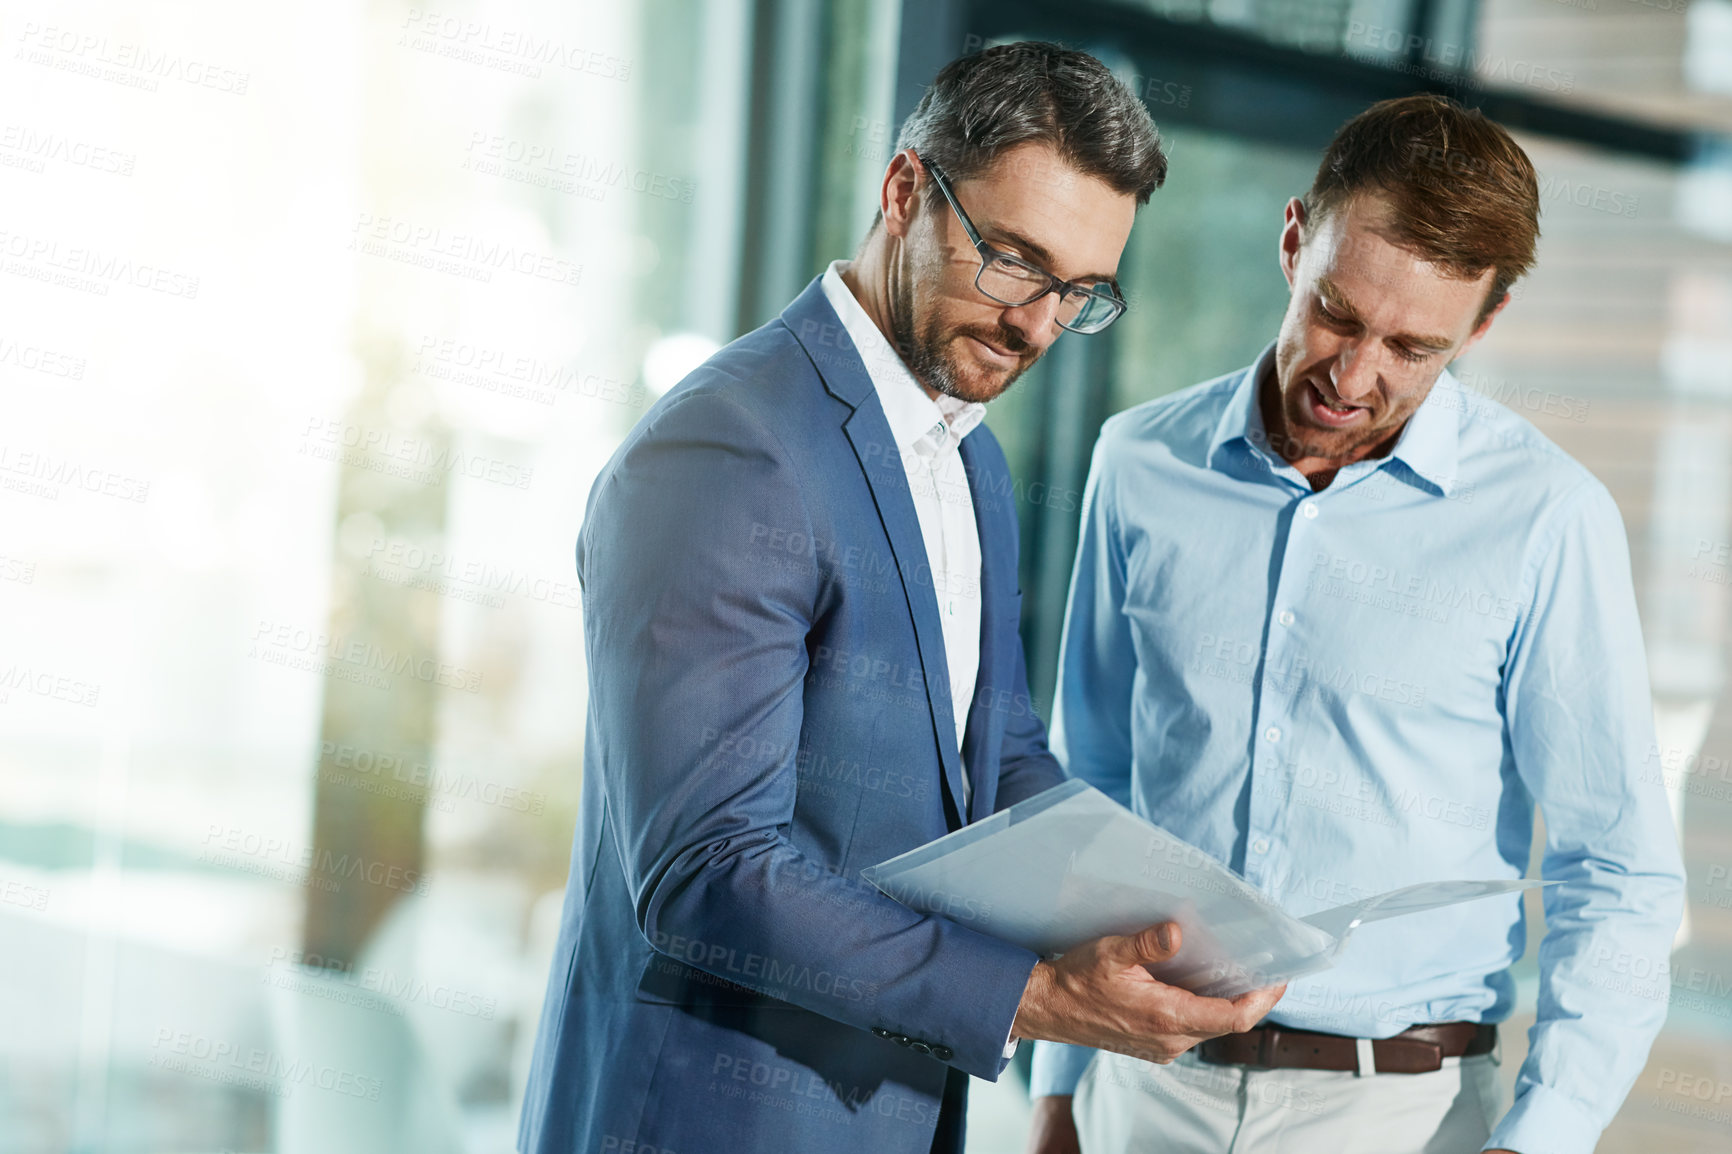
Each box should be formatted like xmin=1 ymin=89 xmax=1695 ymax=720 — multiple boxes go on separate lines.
xmin=1392 ymin=344 xmax=1430 ymax=364
xmin=1316 ymin=300 xmax=1352 ymax=326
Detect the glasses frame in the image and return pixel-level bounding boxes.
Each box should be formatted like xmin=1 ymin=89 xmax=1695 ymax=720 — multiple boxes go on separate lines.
xmin=914 ymin=151 xmax=1128 ymax=335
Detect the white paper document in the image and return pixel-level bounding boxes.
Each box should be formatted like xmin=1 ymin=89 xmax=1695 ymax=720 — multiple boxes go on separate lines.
xmin=862 ymin=780 xmax=1549 ymax=998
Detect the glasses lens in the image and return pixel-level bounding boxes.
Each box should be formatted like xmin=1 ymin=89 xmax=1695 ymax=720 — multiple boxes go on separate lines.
xmin=1060 ymin=288 xmax=1124 ymax=334
xmin=975 ymin=255 xmax=1049 ymax=306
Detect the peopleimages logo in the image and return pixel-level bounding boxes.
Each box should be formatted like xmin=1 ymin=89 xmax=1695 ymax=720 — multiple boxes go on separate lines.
xmin=647 ymin=931 xmax=878 ymax=1004
xmin=249 ymin=618 xmax=484 ymax=694
xmin=0 ymin=334 xmax=87 ymax=379
xmin=14 ymin=22 xmax=251 ymax=95
xmin=264 ymin=948 xmax=499 ymax=1019
xmin=463 ymin=133 xmax=695 ymax=203
xmin=318 ymin=740 xmax=547 ymax=815
xmin=0 ymin=124 xmax=135 ymax=176
xmin=348 ymin=213 xmax=582 ymax=288
xmin=298 ymin=418 xmax=534 ymax=491
xmin=1344 ymin=24 xmax=1575 ymax=93
xmin=0 ymin=663 xmax=101 ymax=707
xmin=0 ymin=229 xmax=199 ymax=298
xmin=201 ymin=824 xmax=430 ymax=896
xmin=149 ymin=1029 xmax=381 ymax=1100
xmin=397 ymin=10 xmax=631 ymax=81
xmin=363 ymin=537 xmax=577 ymax=609
xmin=412 ymin=335 xmax=642 ymax=408
xmin=0 ymin=444 xmax=149 ymax=503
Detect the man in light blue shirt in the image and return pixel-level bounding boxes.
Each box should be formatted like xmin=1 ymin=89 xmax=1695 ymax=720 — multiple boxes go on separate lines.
xmin=1027 ymin=95 xmax=1684 ymax=1154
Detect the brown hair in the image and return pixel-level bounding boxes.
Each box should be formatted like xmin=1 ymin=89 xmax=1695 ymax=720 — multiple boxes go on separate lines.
xmin=1303 ymin=94 xmax=1539 ymax=320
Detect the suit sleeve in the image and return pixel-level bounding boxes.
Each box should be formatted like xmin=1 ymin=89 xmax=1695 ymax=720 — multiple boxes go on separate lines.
xmin=1031 ymin=428 xmax=1140 ymax=1095
xmin=1488 ymin=480 xmax=1686 ymax=1152
xmin=581 ymin=386 xmax=1040 ymax=1079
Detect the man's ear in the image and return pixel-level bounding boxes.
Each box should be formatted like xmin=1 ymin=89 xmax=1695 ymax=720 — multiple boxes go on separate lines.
xmin=1279 ymin=197 xmax=1307 ymax=288
xmin=1458 ymin=288 xmax=1511 ymax=359
xmin=880 ymin=149 xmax=923 ymax=240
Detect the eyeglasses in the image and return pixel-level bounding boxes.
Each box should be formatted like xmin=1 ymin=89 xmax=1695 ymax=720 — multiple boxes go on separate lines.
xmin=915 ymin=151 xmax=1128 ymax=335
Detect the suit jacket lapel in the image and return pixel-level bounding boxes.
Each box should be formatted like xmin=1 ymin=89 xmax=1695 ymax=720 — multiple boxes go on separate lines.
xmin=784 ymin=279 xmax=970 ymax=827
xmin=959 ymin=432 xmax=1012 ymax=824
xmin=841 ymin=407 xmax=970 ymax=827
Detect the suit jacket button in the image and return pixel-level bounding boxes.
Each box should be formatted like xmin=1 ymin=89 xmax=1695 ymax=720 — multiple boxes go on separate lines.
xmin=871 ymin=1027 xmax=894 ymax=1039
xmin=909 ymin=1041 xmax=932 ymax=1055
xmin=932 ymin=1045 xmax=954 ymax=1061
xmin=893 ymin=1034 xmax=913 ymax=1047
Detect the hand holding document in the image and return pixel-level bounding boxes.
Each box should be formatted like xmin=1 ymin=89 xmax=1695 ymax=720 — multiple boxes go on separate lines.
xmin=863 ymin=780 xmax=1548 ymax=999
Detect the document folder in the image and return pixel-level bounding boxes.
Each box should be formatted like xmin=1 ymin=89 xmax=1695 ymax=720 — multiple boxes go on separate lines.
xmin=862 ymin=779 xmax=1547 ymax=998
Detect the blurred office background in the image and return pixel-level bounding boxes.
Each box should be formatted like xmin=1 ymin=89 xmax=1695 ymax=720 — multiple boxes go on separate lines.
xmin=2 ymin=0 xmax=1730 ymax=1149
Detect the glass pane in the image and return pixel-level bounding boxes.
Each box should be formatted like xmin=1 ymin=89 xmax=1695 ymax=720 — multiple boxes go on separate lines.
xmin=1450 ymin=131 xmax=1732 ymax=1151
xmin=0 ymin=1 xmax=747 ymax=1150
xmin=1110 ymin=125 xmax=1319 ymax=411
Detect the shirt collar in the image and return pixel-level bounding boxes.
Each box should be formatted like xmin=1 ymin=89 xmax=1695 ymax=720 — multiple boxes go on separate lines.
xmin=1209 ymin=342 xmax=1462 ymax=496
xmin=821 ymin=261 xmax=984 ymax=457
xmin=1394 ymin=371 xmax=1462 ymax=496
xmin=1207 ymin=343 xmax=1277 ymax=468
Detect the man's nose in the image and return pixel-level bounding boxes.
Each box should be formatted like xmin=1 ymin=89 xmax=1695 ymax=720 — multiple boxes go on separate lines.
xmin=1330 ymin=341 xmax=1379 ymax=403
xmin=999 ymin=292 xmax=1065 ymax=351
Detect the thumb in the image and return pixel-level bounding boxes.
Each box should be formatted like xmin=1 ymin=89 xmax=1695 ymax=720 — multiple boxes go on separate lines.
xmin=1113 ymin=921 xmax=1181 ymax=967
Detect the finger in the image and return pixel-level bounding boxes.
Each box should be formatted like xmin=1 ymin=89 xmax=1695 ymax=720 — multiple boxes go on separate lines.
xmin=1237 ymin=982 xmax=1286 ymax=1012
xmin=1227 ymin=983 xmax=1284 ymax=1007
xmin=1142 ymin=988 xmax=1249 ymax=1038
xmin=1109 ymin=921 xmax=1180 ymax=967
xmin=1228 ymin=983 xmax=1287 ymax=1029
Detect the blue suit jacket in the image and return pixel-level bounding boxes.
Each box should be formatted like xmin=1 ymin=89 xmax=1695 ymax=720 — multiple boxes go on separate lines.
xmin=518 ymin=278 xmax=1066 ymax=1153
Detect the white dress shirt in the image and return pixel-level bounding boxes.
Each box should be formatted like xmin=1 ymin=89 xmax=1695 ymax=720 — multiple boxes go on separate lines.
xmin=823 ymin=265 xmax=1018 ymax=1059
xmin=820 ymin=261 xmax=985 ymax=795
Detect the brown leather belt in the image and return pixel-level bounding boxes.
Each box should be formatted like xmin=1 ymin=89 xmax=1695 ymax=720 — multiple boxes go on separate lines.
xmin=1197 ymin=1022 xmax=1496 ymax=1075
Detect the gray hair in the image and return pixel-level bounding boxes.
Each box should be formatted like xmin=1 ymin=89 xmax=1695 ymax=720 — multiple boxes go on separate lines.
xmin=895 ymin=41 xmax=1168 ymax=205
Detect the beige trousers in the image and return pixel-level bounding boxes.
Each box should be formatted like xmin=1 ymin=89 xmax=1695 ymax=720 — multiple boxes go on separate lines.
xmin=1074 ymin=1045 xmax=1504 ymax=1154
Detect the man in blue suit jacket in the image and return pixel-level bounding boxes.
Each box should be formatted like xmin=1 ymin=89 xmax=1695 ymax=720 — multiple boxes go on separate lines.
xmin=520 ymin=43 xmax=1284 ymax=1154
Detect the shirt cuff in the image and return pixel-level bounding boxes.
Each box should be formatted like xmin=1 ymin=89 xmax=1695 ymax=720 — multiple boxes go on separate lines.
xmin=1488 ymin=1082 xmax=1605 ymax=1153
xmin=1029 ymin=1041 xmax=1097 ymax=1096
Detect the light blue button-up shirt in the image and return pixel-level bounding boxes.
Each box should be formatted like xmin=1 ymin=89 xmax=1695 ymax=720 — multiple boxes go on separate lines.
xmin=1030 ymin=346 xmax=1685 ymax=1152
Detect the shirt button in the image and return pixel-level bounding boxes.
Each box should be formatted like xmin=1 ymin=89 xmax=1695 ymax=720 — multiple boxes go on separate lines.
xmin=1252 ymin=837 xmax=1270 ymax=854
xmin=1302 ymin=503 xmax=1319 ymax=519
xmin=1264 ymin=726 xmax=1282 ymax=743
xmin=1277 ymin=610 xmax=1295 ymax=627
